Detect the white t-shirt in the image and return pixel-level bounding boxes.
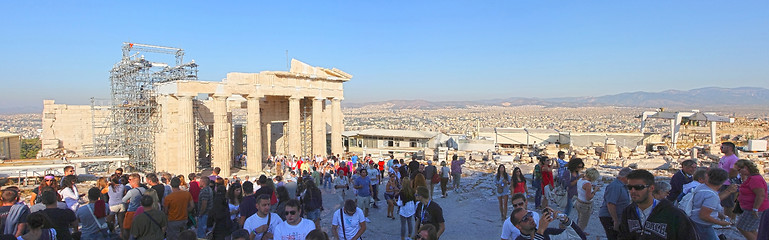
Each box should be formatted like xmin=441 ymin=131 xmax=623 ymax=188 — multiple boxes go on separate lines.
xmin=332 ymin=207 xmax=366 ymax=240
xmin=272 ymin=218 xmax=316 ymax=240
xmin=500 ymin=211 xmax=540 ymax=240
xmin=367 ymin=168 xmax=380 ymax=185
xmin=243 ymin=212 xmax=282 ymax=240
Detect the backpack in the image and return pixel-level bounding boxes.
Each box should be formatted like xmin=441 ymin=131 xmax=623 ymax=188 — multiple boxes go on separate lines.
xmin=302 ymin=188 xmax=322 ymax=212
xmin=677 ymin=188 xmax=716 ymax=216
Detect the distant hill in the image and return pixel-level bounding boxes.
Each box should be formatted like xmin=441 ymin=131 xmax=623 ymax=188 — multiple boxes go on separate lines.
xmin=343 ymin=87 xmax=769 ymax=109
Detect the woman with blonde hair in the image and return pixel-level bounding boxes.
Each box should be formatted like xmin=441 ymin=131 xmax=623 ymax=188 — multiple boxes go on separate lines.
xmin=733 ymin=159 xmax=769 ymax=240
xmin=177 ymin=174 xmax=189 ymax=191
xmin=575 ymin=168 xmax=600 ymax=230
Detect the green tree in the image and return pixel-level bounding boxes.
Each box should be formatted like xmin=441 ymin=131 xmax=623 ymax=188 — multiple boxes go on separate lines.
xmin=20 ymin=138 xmax=40 ymax=159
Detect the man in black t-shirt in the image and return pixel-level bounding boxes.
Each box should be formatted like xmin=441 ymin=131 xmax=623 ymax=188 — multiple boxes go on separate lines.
xmin=414 ymin=186 xmax=444 ymax=238
xmin=39 ymin=191 xmax=76 ymax=240
xmin=146 ymin=173 xmax=165 ymax=206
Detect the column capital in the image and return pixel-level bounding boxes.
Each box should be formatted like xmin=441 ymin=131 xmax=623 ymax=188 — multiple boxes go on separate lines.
xmin=242 ymin=94 xmax=264 ymax=100
xmin=211 ymin=94 xmax=229 ymax=100
xmin=289 ymin=96 xmax=302 ymax=101
xmin=174 ymin=93 xmax=196 ymax=99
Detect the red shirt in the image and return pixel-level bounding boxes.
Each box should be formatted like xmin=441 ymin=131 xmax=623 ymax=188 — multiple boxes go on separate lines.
xmin=378 ymin=161 xmax=385 ymax=171
xmin=337 ymin=166 xmax=349 ymax=177
xmin=297 ymin=160 xmax=303 ymax=171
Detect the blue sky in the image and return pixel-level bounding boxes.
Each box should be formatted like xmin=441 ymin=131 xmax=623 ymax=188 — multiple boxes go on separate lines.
xmin=1 ymin=1 xmax=767 ymax=111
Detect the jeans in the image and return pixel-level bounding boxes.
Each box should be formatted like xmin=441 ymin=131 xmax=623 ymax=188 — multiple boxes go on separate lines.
xmin=306 ymin=208 xmax=321 ymax=221
xmin=167 ymin=220 xmax=187 ymax=240
xmin=400 ymin=215 xmax=413 ymax=238
xmin=532 ymin=179 xmax=542 ymax=208
xmin=196 ymin=214 xmax=208 ymax=238
xmin=693 ymin=222 xmax=718 ymax=240
xmin=372 ymin=184 xmax=379 ymax=201
xmin=452 ymin=173 xmax=461 ymax=189
xmin=324 ymin=177 xmax=333 ymax=189
xmin=564 ymin=195 xmax=574 ymax=216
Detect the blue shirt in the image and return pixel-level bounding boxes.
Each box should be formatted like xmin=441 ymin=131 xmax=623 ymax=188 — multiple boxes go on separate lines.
xmin=351 ymin=156 xmax=359 ymax=165
xmin=76 ymin=202 xmax=111 ymax=236
xmin=599 ymin=179 xmax=630 ymax=219
xmin=354 ymin=177 xmax=371 ymax=197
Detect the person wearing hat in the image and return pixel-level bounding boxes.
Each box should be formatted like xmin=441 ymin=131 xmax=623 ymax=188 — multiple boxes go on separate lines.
xmin=414 ymin=186 xmax=444 ymax=238
xmin=332 ymin=199 xmax=367 ymax=240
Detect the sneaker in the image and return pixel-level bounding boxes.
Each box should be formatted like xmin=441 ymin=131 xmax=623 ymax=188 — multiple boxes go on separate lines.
xmin=365 ymin=217 xmax=371 ymax=222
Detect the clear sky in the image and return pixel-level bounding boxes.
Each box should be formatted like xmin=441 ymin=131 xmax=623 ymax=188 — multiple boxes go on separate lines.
xmin=1 ymin=1 xmax=767 ymax=111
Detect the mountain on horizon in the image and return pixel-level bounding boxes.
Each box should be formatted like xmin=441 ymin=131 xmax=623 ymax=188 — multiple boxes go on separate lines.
xmin=343 ymin=87 xmax=769 ymax=109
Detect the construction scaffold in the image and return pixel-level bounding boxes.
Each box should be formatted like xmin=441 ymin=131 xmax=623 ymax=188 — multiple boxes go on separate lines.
xmin=91 ymin=43 xmax=198 ymax=172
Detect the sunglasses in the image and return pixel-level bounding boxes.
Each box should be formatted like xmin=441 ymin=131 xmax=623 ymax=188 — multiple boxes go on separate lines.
xmin=520 ymin=212 xmax=533 ymax=223
xmin=286 ymin=210 xmax=298 ymax=216
xmin=626 ymin=184 xmax=650 ymax=191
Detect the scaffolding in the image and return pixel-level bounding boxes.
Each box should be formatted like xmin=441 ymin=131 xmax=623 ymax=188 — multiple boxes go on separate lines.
xmin=300 ymin=98 xmax=313 ymax=157
xmin=92 ymin=43 xmax=198 ymax=172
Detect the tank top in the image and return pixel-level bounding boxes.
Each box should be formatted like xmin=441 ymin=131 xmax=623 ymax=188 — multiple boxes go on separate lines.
xmin=577 ymin=179 xmax=592 ymax=202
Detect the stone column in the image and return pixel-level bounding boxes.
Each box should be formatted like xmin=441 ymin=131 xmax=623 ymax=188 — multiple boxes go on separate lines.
xmin=246 ymin=95 xmax=262 ymax=173
xmin=312 ymin=97 xmax=326 ymax=156
xmin=177 ymin=94 xmax=196 ymax=175
xmin=213 ymin=95 xmax=232 ymax=177
xmin=288 ymin=96 xmax=301 ymax=156
xmin=331 ymin=97 xmax=343 ymax=155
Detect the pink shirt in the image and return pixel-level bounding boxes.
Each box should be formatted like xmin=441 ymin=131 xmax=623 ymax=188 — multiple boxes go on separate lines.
xmin=738 ymin=175 xmax=769 ymax=212
xmin=719 ymin=154 xmax=738 ymax=185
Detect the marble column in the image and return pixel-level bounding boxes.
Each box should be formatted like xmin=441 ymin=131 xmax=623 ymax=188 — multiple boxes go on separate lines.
xmin=177 ymin=94 xmax=196 ymax=175
xmin=331 ymin=97 xmax=343 ymax=155
xmin=312 ymin=97 xmax=325 ymax=156
xmin=213 ymin=95 xmax=232 ymax=177
xmin=288 ymin=96 xmax=301 ymax=156
xmin=246 ymin=95 xmax=262 ymax=173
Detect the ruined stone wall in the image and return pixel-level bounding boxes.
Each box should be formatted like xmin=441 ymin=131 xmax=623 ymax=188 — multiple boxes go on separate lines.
xmin=40 ymin=100 xmax=105 ymax=156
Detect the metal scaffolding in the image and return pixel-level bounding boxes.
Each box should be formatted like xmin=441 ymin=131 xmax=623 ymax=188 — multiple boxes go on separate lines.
xmin=91 ymin=43 xmax=198 ymax=172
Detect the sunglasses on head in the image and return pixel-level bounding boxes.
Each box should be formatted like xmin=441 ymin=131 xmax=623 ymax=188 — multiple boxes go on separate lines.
xmin=286 ymin=210 xmax=298 ymax=216
xmin=626 ymin=184 xmax=650 ymax=191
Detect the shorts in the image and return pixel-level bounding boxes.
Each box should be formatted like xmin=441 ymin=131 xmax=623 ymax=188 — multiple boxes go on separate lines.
xmin=736 ymin=210 xmax=764 ymax=232
xmin=109 ymin=204 xmax=125 ymax=213
xmin=357 ymin=196 xmax=371 ymax=210
xmin=306 ymin=208 xmax=321 ymax=221
xmin=384 ymin=193 xmax=396 ymax=201
xmin=719 ymin=185 xmax=736 ymax=208
xmin=123 ymin=211 xmax=136 ymax=229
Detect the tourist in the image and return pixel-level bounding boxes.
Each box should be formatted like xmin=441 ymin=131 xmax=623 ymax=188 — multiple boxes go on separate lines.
xmin=435 ymin=161 xmax=447 ymax=199
xmin=367 ymin=162 xmax=381 ymax=207
xmin=414 ymin=186 xmax=445 ymax=238
xmin=424 ymin=160 xmax=437 ymax=198
xmin=61 ymin=165 xmax=75 ymax=186
xmin=398 ymin=178 xmax=417 ymax=240
xmin=121 ymin=173 xmax=146 ymax=240
xmin=18 ymin=212 xmax=56 ymax=240
xmin=188 ymin=173 xmax=200 ymax=205
xmin=450 ymin=155 xmax=465 ymax=190
xmin=652 ymin=181 xmax=671 ymax=201
xmin=733 ymin=159 xmax=769 ymax=240
xmin=495 ymin=164 xmax=511 ymax=221
xmin=210 ymin=181 xmax=233 ymax=239
xmin=307 ymin=229 xmax=330 ymax=240
xmin=301 ymin=180 xmax=323 ymax=229
xmin=312 ymin=166 xmax=321 ymax=187
xmin=510 ymin=207 xmax=586 ymax=240
xmin=29 ymin=187 xmax=67 ymax=213
xmin=39 ymin=190 xmax=77 ymax=240
xmin=378 ymin=158 xmax=386 ymax=179
xmin=574 ymin=168 xmax=599 ymax=231
xmin=130 ymin=195 xmax=167 ymax=239
xmin=413 ymin=173 xmax=427 ymax=194
xmin=668 ymin=160 xmax=696 ymax=202
xmin=59 ymin=175 xmax=80 ymax=212
xmin=227 ymin=182 xmax=243 ymax=223
xmin=1 ymin=188 xmax=30 ymax=237
xmin=242 ymin=194 xmax=281 ymax=240
xmin=106 ymin=174 xmax=124 ymax=233
xmin=598 ymin=167 xmax=631 ymax=240
xmin=399 ymin=159 xmax=409 ymax=181
xmin=619 ymin=169 xmax=696 ymax=239
xmin=718 ymin=142 xmax=739 ymax=220
xmin=145 ymin=173 xmax=165 ymax=207
xmin=678 ymin=167 xmax=707 ymax=202
xmin=511 ymin=167 xmax=526 ymax=196
xmin=353 ymin=168 xmax=373 ymax=221
xmin=689 ymin=168 xmax=731 ymax=239
xmin=331 ymin=199 xmax=366 ymax=240
xmin=555 ymin=151 xmax=568 ymax=187
xmin=162 ymin=173 xmax=173 ymax=198
xmin=408 ymin=155 xmax=420 ymax=179
xmin=272 ymin=199 xmax=316 ymax=239
xmin=501 ymin=193 xmax=540 ymax=240
xmin=385 ymin=174 xmax=400 ymax=219
xmin=238 ymin=181 xmax=256 ymax=226
xmin=75 ymin=187 xmax=111 ymax=240
xmin=562 ymin=158 xmax=584 ymax=216
xmin=324 ymin=169 xmax=334 ymax=189
xmin=539 ymin=157 xmax=554 ymax=209
xmin=197 ymin=176 xmax=213 ymax=238
xmin=164 ymin=177 xmax=194 ymax=240
xmin=416 ymin=224 xmax=438 ymax=240
xmin=532 ymin=157 xmax=544 ymax=209
xmin=30 ymin=174 xmax=58 ymax=205
xmin=275 ymin=186 xmax=290 ymax=220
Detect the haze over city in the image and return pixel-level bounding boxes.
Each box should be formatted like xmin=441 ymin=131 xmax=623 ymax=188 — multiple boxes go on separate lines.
xmin=1 ymin=1 xmax=768 ymax=113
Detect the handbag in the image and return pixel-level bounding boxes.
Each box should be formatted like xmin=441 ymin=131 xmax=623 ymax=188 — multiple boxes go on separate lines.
xmin=431 ymin=173 xmax=440 ymax=184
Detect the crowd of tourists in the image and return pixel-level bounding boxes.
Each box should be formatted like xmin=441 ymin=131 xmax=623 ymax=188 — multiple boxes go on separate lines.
xmin=499 ymin=142 xmax=769 ymax=240
xmin=0 ymin=153 xmax=469 ymax=240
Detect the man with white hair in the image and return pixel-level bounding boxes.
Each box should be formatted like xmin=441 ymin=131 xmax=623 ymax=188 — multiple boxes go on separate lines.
xmin=423 ymin=160 xmax=437 ymax=199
